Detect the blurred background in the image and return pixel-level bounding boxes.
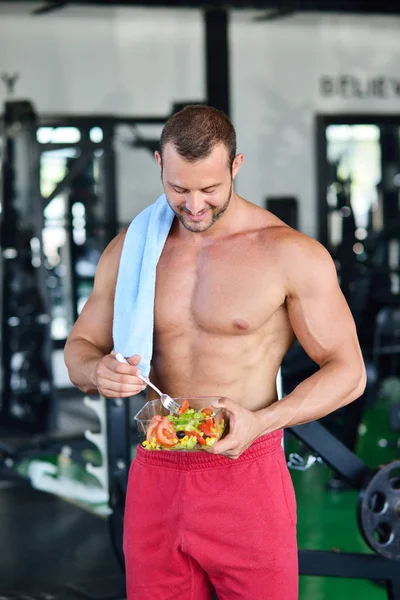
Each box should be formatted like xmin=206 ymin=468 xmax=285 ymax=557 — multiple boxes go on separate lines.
xmin=0 ymin=1 xmax=400 ymax=599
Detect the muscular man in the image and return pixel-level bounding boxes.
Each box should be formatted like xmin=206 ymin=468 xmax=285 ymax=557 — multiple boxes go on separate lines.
xmin=64 ymin=105 xmax=366 ymax=600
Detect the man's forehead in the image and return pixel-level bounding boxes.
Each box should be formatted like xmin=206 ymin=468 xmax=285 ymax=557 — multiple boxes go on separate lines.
xmin=162 ymin=141 xmax=229 ymax=163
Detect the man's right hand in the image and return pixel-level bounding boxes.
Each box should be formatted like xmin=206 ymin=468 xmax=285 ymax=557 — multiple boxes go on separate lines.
xmin=93 ymin=352 xmax=146 ymax=398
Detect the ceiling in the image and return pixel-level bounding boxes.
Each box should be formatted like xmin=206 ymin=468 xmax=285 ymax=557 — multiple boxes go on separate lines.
xmin=1 ymin=0 xmax=400 ymax=16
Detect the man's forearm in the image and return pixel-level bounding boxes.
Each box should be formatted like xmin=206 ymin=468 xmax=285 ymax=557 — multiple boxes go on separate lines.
xmin=259 ymin=359 xmax=367 ymax=434
xmin=64 ymin=338 xmax=105 ymax=394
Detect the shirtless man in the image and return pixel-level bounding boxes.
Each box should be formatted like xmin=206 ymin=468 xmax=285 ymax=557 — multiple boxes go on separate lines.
xmin=64 ymin=105 xmax=366 ymax=600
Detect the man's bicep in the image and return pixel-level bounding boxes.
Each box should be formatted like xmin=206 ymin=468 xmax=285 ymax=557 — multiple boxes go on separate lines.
xmin=285 ymin=244 xmax=361 ymax=367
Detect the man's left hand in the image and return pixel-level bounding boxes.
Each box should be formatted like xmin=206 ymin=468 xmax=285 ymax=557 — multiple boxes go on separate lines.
xmin=207 ymin=397 xmax=263 ymax=459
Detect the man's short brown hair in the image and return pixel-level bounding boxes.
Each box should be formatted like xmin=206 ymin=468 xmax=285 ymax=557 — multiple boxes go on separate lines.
xmin=160 ymin=105 xmax=237 ymax=168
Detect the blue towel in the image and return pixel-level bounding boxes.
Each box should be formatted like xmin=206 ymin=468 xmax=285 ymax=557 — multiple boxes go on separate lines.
xmin=113 ymin=193 xmax=174 ymax=376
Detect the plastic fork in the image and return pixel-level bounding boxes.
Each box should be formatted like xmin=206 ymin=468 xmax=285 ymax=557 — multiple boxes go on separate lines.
xmin=115 ymin=353 xmax=181 ymax=415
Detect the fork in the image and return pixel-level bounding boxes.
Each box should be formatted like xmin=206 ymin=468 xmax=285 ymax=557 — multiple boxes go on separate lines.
xmin=115 ymin=353 xmax=181 ymax=415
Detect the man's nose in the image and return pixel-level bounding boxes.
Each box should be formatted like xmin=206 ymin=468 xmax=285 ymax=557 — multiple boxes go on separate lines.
xmin=185 ymin=193 xmax=207 ymax=215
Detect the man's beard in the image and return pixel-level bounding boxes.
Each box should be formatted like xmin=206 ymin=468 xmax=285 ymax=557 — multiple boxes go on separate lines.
xmin=168 ymin=181 xmax=233 ymax=233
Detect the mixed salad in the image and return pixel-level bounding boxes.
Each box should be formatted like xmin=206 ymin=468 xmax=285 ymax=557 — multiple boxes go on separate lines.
xmin=142 ymin=400 xmax=225 ymax=450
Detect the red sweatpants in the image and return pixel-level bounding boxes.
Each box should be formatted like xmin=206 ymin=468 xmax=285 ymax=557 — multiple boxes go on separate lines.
xmin=123 ymin=430 xmax=298 ymax=600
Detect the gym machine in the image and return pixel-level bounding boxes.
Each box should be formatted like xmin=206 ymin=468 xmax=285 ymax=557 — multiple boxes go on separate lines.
xmin=316 ymin=115 xmax=400 ymax=455
xmin=317 ymin=116 xmax=400 ymax=356
xmin=0 ymin=99 xmax=108 ymax=487
xmin=0 ymin=100 xmax=54 ymax=435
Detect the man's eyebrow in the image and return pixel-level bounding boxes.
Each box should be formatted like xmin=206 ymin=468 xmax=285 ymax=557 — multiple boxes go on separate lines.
xmin=202 ymin=183 xmax=221 ymax=190
xmin=168 ymin=182 xmax=187 ymax=189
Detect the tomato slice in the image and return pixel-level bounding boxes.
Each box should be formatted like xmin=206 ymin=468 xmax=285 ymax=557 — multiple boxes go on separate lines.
xmin=198 ymin=419 xmax=216 ymax=437
xmin=146 ymin=415 xmax=163 ymax=442
xmin=201 ymin=408 xmax=214 ymax=417
xmin=179 ymin=399 xmax=189 ymax=414
xmin=193 ymin=431 xmax=207 ymax=446
xmin=155 ymin=418 xmax=178 ymax=447
xmin=183 ymin=430 xmax=205 ymax=445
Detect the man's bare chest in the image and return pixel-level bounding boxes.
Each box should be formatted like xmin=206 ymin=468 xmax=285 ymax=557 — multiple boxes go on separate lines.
xmin=154 ymin=238 xmax=286 ymax=336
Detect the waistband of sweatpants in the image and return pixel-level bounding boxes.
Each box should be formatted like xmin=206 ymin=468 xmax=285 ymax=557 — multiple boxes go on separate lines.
xmin=135 ymin=429 xmax=283 ymax=471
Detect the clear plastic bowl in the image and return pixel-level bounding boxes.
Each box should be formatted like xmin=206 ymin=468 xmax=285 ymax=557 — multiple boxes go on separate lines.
xmin=134 ymin=397 xmax=227 ymax=451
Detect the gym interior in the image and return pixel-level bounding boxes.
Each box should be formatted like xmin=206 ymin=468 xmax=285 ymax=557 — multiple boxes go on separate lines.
xmin=1 ymin=1 xmax=400 ymax=598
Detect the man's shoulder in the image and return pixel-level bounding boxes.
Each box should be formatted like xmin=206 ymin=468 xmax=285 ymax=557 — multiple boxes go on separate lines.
xmin=260 ymin=224 xmax=335 ymax=280
xmin=96 ymin=228 xmax=128 ymax=275
xmin=264 ymin=225 xmax=329 ymax=261
xmin=269 ymin=228 xmax=337 ymax=296
xmin=104 ymin=227 xmax=128 ymax=257
xmin=247 ymin=205 xmax=311 ymax=250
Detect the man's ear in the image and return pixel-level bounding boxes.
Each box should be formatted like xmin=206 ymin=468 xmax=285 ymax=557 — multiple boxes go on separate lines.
xmin=154 ymin=151 xmax=162 ymax=169
xmin=232 ymin=153 xmax=244 ymax=180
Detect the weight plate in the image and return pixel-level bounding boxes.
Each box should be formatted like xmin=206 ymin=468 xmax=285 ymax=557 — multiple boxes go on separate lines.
xmin=357 ymin=459 xmax=400 ymax=560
